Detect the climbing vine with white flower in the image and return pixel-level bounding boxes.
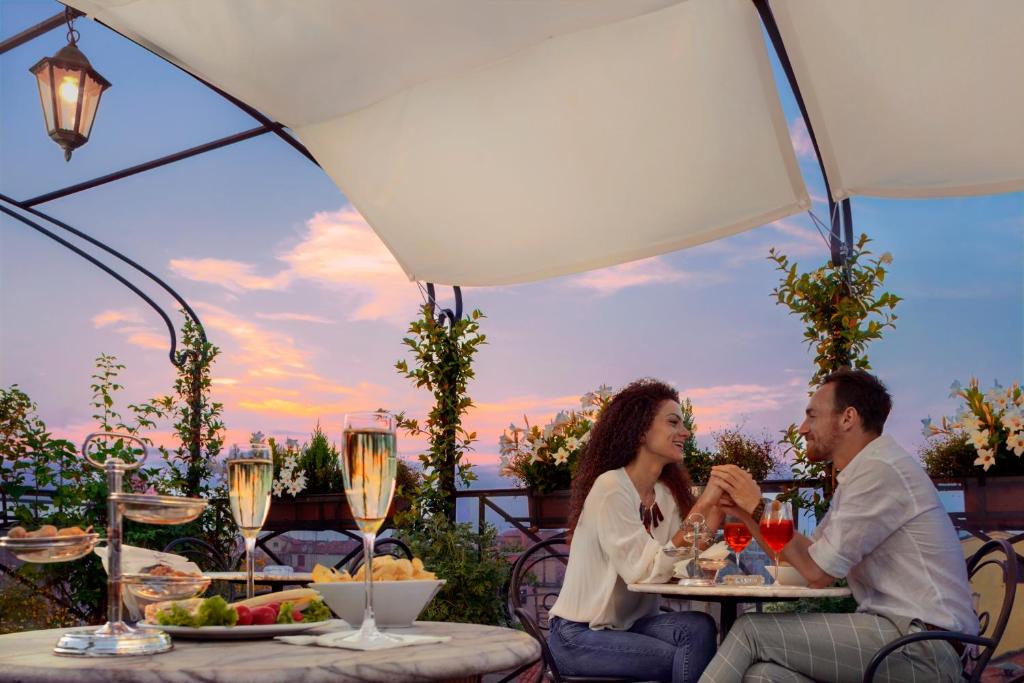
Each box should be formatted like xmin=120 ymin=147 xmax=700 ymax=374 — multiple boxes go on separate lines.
xmin=498 ymin=385 xmax=613 ymax=493
xmin=923 ymin=379 xmax=1024 ymax=474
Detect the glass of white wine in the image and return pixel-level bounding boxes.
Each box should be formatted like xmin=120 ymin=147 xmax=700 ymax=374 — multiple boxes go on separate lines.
xmin=340 ymin=411 xmax=399 ymax=644
xmin=228 ymin=443 xmax=273 ymax=600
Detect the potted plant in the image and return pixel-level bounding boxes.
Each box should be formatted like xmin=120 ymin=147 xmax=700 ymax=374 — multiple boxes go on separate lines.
xmin=499 ymin=386 xmax=612 ymax=529
xmin=922 ymin=379 xmax=1024 ymax=527
xmin=262 ymin=427 xmax=415 ymax=532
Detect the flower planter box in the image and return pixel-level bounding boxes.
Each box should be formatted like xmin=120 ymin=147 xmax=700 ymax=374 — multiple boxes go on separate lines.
xmin=264 ymin=493 xmax=409 ymax=532
xmin=961 ymin=476 xmax=1024 ymax=529
xmin=527 ymin=489 xmax=572 ymax=530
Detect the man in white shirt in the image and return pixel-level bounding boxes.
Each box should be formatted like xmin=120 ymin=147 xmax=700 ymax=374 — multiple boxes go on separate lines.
xmin=700 ymin=369 xmax=976 ymax=683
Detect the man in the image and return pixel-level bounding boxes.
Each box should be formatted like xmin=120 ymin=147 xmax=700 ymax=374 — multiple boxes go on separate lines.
xmin=700 ymin=369 xmax=977 ymax=683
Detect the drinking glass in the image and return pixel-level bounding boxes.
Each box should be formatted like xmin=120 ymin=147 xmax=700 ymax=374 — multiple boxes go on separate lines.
xmin=759 ymin=500 xmax=794 ymax=583
xmin=723 ymin=513 xmax=752 ymax=573
xmin=228 ymin=444 xmax=273 ymax=599
xmin=340 ymin=411 xmax=399 ymax=644
xmin=677 ymin=512 xmax=713 ymax=586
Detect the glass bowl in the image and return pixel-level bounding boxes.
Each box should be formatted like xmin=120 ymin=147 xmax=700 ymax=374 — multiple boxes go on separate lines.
xmin=0 ymin=533 xmax=100 ymax=563
xmin=110 ymin=493 xmax=207 ymax=525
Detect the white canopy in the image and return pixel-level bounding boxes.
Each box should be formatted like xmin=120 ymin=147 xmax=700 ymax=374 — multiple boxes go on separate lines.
xmin=66 ymin=0 xmax=808 ymax=285
xmin=771 ymin=0 xmax=1024 ymax=200
xmin=65 ymin=0 xmax=1022 ymax=285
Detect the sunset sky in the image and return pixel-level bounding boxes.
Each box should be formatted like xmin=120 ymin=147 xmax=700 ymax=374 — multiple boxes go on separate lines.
xmin=2 ymin=1 xmax=1022 ymax=494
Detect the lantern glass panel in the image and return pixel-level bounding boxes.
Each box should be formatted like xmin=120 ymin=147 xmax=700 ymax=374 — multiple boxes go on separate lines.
xmin=53 ymin=64 xmax=85 ymax=132
xmin=79 ymin=74 xmax=104 ymax=138
xmin=34 ymin=63 xmax=56 ymax=133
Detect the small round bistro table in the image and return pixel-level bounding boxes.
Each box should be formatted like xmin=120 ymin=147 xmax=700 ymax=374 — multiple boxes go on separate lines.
xmin=0 ymin=621 xmax=541 ymax=683
xmin=628 ymin=582 xmax=852 ymax=641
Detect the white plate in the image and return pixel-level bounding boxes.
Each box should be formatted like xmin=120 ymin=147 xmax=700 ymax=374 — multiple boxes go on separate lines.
xmin=141 ymin=619 xmax=332 ymax=640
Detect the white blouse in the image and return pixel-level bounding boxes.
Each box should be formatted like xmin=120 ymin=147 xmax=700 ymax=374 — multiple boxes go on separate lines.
xmin=549 ymin=468 xmax=682 ymax=630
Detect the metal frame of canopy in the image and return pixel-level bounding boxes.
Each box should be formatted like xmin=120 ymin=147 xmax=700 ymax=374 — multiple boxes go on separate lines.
xmin=0 ymin=0 xmax=854 ymax=368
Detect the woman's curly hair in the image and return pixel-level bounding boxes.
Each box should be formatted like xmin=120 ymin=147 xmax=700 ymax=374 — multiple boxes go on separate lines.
xmin=568 ymin=378 xmax=696 ymax=532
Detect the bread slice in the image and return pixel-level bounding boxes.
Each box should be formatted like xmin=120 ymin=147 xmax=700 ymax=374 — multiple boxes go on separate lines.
xmin=230 ymin=588 xmax=318 ymax=611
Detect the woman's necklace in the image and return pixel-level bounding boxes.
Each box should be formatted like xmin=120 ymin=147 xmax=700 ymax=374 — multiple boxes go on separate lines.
xmin=639 ymin=490 xmax=663 ymax=535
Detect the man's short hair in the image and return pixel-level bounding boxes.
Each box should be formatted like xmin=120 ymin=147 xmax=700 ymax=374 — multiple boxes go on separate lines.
xmin=820 ymin=369 xmax=892 ymax=435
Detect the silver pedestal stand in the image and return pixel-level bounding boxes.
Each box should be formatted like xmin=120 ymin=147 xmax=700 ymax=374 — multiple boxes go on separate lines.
xmin=54 ymin=432 xmax=189 ymax=657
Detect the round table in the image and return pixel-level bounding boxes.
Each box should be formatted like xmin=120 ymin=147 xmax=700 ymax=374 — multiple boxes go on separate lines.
xmin=0 ymin=621 xmax=541 ymax=683
xmin=628 ymin=582 xmax=852 ymax=640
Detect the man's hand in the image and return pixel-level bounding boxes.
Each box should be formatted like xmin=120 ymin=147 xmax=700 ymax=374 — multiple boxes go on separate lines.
xmin=708 ymin=465 xmax=762 ymax=516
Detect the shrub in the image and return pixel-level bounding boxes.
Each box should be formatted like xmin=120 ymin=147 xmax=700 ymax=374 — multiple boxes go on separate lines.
xmin=920 ymin=432 xmax=979 ymax=479
xmin=711 ymin=427 xmax=783 ymax=482
xmin=397 ymin=516 xmax=509 ymax=626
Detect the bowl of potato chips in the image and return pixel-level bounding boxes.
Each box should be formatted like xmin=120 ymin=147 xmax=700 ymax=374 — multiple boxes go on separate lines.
xmin=308 ymin=556 xmax=444 ymax=628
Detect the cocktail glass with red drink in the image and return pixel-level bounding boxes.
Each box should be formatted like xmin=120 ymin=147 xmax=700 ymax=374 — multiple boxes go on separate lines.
xmin=759 ymin=500 xmax=794 ymax=583
xmin=723 ymin=513 xmax=752 ymax=573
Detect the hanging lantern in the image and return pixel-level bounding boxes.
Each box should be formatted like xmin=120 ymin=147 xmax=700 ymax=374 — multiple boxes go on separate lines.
xmin=29 ymin=10 xmax=111 ymax=161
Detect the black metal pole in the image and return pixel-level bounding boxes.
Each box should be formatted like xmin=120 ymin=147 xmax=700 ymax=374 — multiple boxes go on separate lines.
xmin=751 ymin=0 xmax=852 ymax=266
xmin=0 ymin=8 xmax=83 ymax=55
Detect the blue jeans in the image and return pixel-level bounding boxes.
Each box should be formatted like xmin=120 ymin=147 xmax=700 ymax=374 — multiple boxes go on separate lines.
xmin=548 ymin=611 xmax=717 ymax=683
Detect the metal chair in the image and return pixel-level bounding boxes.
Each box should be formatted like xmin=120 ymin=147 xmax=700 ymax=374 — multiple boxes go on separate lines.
xmin=161 ymin=536 xmax=233 ymax=571
xmin=509 ymin=534 xmax=637 ymax=683
xmin=343 ymin=536 xmax=414 ymax=574
xmin=864 ymin=539 xmax=1019 ymax=682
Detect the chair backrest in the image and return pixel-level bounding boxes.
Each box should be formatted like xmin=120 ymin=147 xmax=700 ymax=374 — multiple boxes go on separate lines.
xmin=509 ymin=534 xmax=570 ymax=634
xmin=963 ymin=538 xmax=1018 ymax=679
xmin=344 ymin=536 xmax=413 ymax=574
xmin=162 ymin=536 xmax=230 ymax=572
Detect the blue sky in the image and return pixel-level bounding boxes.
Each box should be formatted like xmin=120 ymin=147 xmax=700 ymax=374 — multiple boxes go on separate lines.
xmin=2 ymin=0 xmax=1022 ymax=490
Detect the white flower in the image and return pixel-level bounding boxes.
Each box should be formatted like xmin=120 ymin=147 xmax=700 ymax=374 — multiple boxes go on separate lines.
xmin=543 ymin=423 xmax=555 ymax=440
xmin=960 ymin=413 xmax=982 ymax=432
xmin=580 ymin=429 xmax=591 ymax=444
xmin=565 ymin=436 xmax=580 ymax=451
xmin=988 ymin=390 xmax=1010 ymax=411
xmin=948 ymin=380 xmax=963 ymax=398
xmin=920 ymin=417 xmax=933 ymax=438
xmin=530 ymin=452 xmax=543 ymax=464
xmin=969 ymin=429 xmax=991 ymax=450
xmin=518 ymin=439 xmax=534 ymax=455
xmin=1009 ymin=432 xmax=1024 ymax=457
xmin=498 ymin=433 xmax=514 ymax=453
xmin=553 ymin=411 xmax=571 ymax=427
xmin=250 ymin=431 xmax=266 ymax=445
xmin=552 ymin=447 xmax=570 ymax=466
xmin=272 ymin=480 xmax=285 ymax=496
xmin=581 ymin=392 xmax=597 ymax=409
xmin=974 ymin=449 xmax=996 ymax=471
xmin=1001 ymin=410 xmax=1024 ymax=432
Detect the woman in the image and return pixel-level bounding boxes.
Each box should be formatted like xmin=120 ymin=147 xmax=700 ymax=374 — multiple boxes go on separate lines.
xmin=547 ymin=379 xmax=722 ymax=683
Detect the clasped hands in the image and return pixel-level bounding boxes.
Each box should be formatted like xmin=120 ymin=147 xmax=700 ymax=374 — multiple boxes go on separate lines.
xmin=701 ymin=464 xmax=763 ymax=522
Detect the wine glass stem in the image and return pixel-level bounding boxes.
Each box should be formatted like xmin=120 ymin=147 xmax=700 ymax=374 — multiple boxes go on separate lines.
xmin=735 ymin=549 xmax=741 ymax=571
xmin=360 ymin=531 xmax=377 ymax=634
xmin=244 ymin=536 xmax=256 ymax=600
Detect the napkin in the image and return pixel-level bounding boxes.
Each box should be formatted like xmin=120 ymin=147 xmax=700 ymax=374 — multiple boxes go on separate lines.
xmin=673 ymin=540 xmax=731 ymax=577
xmin=276 ymin=630 xmax=452 ymax=651
xmin=94 ymin=545 xmax=203 ymax=620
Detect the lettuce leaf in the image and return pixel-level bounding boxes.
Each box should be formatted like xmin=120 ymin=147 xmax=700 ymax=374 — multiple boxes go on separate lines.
xmin=155 ymin=603 xmax=198 ymax=627
xmin=303 ymin=599 xmax=332 ymax=623
xmin=196 ymin=595 xmax=238 ymax=626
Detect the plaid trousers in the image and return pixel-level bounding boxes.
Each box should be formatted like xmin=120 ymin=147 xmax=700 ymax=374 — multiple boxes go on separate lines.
xmin=698 ymin=612 xmax=962 ymax=683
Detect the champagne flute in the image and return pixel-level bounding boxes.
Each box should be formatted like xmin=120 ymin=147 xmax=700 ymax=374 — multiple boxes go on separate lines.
xmin=228 ymin=443 xmax=273 ymax=600
xmin=723 ymin=513 xmax=752 ymax=574
xmin=340 ymin=411 xmax=399 ymax=644
xmin=759 ymin=500 xmax=794 ymax=584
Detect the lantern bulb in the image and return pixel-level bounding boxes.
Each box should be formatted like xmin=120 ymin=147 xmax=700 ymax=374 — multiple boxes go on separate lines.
xmin=59 ymin=76 xmax=80 ymax=104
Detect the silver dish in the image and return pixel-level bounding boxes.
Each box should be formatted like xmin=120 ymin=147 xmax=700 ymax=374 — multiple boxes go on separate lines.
xmin=122 ymin=572 xmax=211 ymax=602
xmin=0 ymin=533 xmax=100 ymax=563
xmin=110 ymin=493 xmax=207 ymax=525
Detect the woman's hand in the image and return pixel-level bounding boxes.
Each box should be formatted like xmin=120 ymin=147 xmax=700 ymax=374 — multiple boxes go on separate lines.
xmin=708 ymin=465 xmax=762 ymax=516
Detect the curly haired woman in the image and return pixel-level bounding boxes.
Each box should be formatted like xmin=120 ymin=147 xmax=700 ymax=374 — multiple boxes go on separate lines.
xmin=547 ymin=379 xmax=729 ymax=683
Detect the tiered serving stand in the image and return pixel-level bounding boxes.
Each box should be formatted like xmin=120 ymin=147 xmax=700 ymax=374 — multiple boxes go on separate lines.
xmin=0 ymin=432 xmax=208 ymax=656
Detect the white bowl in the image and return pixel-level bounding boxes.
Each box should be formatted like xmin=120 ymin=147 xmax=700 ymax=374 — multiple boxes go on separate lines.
xmin=309 ymin=579 xmax=445 ymax=628
xmin=767 ymin=564 xmax=808 ymax=587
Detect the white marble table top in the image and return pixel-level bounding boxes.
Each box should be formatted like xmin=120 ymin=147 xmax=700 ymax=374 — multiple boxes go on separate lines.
xmin=0 ymin=621 xmax=540 ymax=683
xmin=629 ymin=582 xmax=852 ymax=599
xmin=206 ymin=571 xmax=314 ymax=583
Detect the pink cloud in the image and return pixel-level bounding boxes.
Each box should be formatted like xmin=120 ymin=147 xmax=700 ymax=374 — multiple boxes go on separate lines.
xmin=93 ymin=309 xmax=144 ymax=328
xmin=568 ymin=257 xmax=695 ymax=295
xmin=679 ymin=380 xmax=806 ymax=432
xmin=789 ymin=117 xmax=815 ymax=160
xmin=169 ymin=258 xmax=290 ymax=293
xmin=279 ymin=208 xmax=420 ymax=322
